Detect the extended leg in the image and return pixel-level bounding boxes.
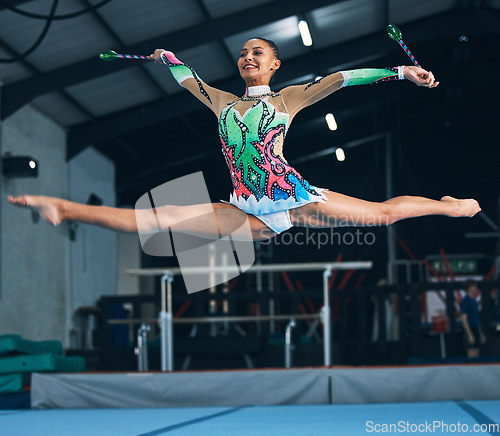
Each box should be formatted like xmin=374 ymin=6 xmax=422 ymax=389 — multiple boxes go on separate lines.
xmin=8 ymin=195 xmax=138 ymax=231
xmin=7 ymin=195 xmax=276 ymax=240
xmin=289 ymin=191 xmax=481 ymax=228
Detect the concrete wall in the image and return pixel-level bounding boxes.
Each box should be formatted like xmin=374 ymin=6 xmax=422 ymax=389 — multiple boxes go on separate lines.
xmin=0 ymin=105 xmax=119 ymax=347
xmin=66 ymin=147 xmax=117 ymax=347
xmin=116 ymin=232 xmax=141 ymax=296
xmin=0 ymin=105 xmax=69 ymax=344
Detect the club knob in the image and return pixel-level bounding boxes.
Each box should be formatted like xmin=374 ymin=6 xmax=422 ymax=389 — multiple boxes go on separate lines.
xmin=386 ymin=24 xmax=402 ymax=42
xmin=99 ymin=50 xmax=118 ymax=61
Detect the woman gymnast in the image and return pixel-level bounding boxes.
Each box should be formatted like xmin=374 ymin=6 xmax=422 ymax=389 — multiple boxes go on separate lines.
xmin=8 ymin=38 xmax=480 ymax=241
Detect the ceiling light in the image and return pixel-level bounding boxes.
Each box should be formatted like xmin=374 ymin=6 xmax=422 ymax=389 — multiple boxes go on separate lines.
xmin=325 ymin=113 xmax=337 ymax=131
xmin=298 ymin=20 xmax=313 ymax=47
xmin=335 ymin=148 xmax=345 ymax=162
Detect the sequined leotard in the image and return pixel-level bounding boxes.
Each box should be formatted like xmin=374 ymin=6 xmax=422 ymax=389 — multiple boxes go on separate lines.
xmin=160 ymin=51 xmax=403 ymax=232
xmin=218 ymin=90 xmax=327 ymax=215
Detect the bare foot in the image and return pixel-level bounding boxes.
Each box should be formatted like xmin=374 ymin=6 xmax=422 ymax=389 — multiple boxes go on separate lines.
xmin=440 ymin=196 xmax=481 ymax=217
xmin=7 ymin=195 xmax=64 ymax=226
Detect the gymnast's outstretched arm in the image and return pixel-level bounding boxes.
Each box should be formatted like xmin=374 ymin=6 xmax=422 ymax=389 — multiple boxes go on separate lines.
xmin=281 ymin=65 xmax=438 ymax=118
xmin=149 ymin=49 xmax=237 ymax=116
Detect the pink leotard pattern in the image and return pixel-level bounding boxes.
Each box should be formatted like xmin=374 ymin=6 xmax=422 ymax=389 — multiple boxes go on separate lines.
xmin=218 ymin=97 xmax=325 ymax=215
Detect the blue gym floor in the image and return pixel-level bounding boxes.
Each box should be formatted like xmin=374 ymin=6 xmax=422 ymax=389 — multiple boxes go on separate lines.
xmin=1 ymin=400 xmax=499 ymax=436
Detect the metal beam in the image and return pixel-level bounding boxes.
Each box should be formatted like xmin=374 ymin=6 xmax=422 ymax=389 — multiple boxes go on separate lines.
xmin=0 ymin=35 xmax=95 ymax=120
xmin=1 ymin=56 xmax=119 ymax=120
xmin=125 ymin=261 xmax=372 ymax=276
xmin=1 ymin=0 xmax=340 ymax=119
xmin=79 ymin=0 xmax=167 ymax=97
xmin=0 ymin=1 xmax=34 ymax=12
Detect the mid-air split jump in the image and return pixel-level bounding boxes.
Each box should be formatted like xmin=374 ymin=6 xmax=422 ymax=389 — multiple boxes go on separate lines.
xmin=8 ymin=26 xmax=480 ymax=242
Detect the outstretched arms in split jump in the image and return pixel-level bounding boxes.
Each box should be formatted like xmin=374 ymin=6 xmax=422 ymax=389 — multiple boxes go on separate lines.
xmin=8 ymin=38 xmax=480 ymax=242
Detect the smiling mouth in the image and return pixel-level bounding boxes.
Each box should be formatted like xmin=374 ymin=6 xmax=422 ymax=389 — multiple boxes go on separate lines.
xmin=243 ymin=65 xmax=257 ymax=69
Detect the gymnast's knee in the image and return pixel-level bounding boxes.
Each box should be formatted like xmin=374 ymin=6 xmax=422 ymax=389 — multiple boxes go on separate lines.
xmin=134 ymin=204 xmax=181 ymax=232
xmin=380 ymin=202 xmax=403 ymax=225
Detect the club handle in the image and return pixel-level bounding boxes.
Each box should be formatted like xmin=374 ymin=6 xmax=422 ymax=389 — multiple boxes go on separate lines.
xmin=398 ymin=41 xmax=420 ymax=67
xmin=99 ymin=50 xmax=152 ymax=62
xmin=116 ymin=54 xmax=150 ymax=61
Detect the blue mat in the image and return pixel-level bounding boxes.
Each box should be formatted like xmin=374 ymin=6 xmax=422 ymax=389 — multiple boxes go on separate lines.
xmin=1 ymin=400 xmax=499 ymax=435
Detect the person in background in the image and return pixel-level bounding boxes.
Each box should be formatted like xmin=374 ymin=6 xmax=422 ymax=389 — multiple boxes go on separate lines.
xmin=460 ymin=280 xmax=486 ymax=358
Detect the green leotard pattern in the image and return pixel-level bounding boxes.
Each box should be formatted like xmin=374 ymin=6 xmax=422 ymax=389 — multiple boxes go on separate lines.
xmin=219 ymin=97 xmax=324 ymax=214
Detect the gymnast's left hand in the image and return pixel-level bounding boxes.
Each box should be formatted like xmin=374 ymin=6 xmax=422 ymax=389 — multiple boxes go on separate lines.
xmin=404 ymin=66 xmax=439 ymax=88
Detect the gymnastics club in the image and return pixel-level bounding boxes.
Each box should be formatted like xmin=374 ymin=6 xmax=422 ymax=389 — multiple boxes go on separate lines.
xmin=386 ymin=25 xmax=420 ymax=67
xmin=99 ymin=50 xmax=151 ymax=61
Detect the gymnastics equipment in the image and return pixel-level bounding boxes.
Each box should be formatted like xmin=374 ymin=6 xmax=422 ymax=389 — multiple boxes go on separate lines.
xmin=386 ymin=24 xmax=421 ymax=67
xmin=134 ymin=324 xmax=151 ymax=372
xmin=99 ymin=50 xmax=150 ymax=61
xmin=284 ymin=319 xmax=296 ymax=368
xmin=126 ymin=261 xmax=372 ymax=371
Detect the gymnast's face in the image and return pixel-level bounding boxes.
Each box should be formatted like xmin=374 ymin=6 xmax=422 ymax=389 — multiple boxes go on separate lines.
xmin=238 ymin=39 xmax=281 ymax=86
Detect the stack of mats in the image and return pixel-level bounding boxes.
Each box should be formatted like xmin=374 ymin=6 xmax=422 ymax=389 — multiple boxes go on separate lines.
xmin=0 ymin=335 xmax=86 ymax=409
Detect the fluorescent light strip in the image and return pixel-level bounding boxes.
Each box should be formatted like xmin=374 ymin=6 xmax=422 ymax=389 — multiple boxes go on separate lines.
xmin=325 ymin=113 xmax=337 ymax=131
xmin=298 ymin=20 xmax=313 ymax=47
xmin=335 ymin=148 xmax=345 ymax=162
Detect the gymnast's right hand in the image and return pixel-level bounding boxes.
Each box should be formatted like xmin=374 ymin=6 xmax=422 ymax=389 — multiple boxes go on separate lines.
xmin=404 ymin=66 xmax=439 ymax=88
xmin=148 ymin=49 xmax=166 ymax=62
